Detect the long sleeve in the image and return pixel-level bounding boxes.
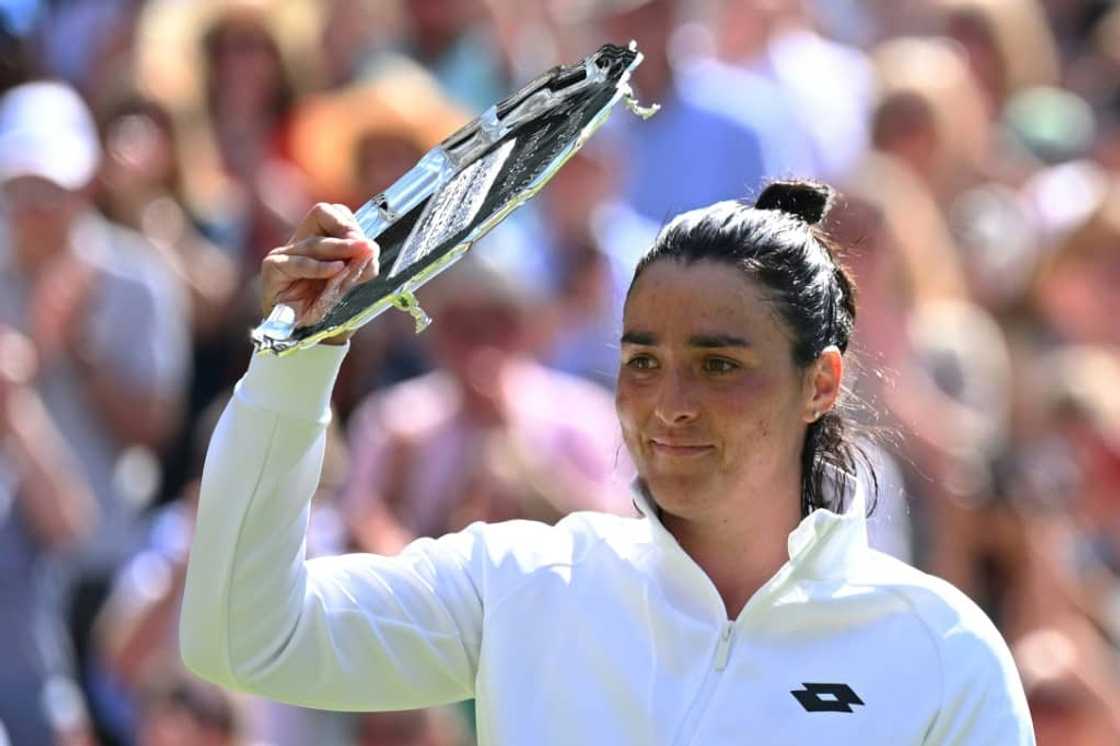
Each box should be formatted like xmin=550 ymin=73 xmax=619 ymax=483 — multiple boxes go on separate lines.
xmin=179 ymin=345 xmax=483 ymax=711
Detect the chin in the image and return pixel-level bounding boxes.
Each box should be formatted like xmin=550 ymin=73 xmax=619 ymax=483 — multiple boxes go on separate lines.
xmin=640 ymin=469 xmax=717 ymax=515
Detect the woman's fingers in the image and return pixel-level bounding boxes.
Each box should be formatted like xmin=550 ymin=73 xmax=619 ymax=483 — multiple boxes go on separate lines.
xmin=290 ymin=202 xmax=363 ymax=243
xmin=265 ymin=253 xmax=346 ymax=280
xmin=274 ymin=236 xmax=378 ymax=263
xmin=259 ymin=203 xmax=383 ymax=321
xmin=355 ymin=253 xmax=380 ymax=284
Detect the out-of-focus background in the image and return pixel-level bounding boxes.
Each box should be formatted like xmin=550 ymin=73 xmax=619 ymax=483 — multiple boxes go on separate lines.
xmin=0 ymin=0 xmax=1118 ymax=743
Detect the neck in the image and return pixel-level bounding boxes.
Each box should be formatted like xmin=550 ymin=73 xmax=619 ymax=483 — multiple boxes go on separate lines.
xmin=657 ymin=474 xmax=802 ymax=618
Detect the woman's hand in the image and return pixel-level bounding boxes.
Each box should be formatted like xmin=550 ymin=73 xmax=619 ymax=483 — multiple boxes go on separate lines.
xmin=261 ymin=203 xmax=380 ymax=345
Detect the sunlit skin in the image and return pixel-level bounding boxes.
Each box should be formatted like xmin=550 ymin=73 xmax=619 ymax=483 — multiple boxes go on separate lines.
xmin=616 ymin=259 xmax=841 ymax=615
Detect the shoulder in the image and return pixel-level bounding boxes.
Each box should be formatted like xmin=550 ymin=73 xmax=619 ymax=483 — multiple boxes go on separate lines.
xmin=856 ymin=550 xmax=1013 ymax=660
xmin=855 ymin=550 xmax=1031 ymax=734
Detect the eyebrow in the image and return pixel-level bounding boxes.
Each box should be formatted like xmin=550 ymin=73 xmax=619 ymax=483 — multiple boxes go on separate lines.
xmin=689 ymin=334 xmax=750 ymax=348
xmin=621 ymin=331 xmax=656 ymax=346
xmin=620 ymin=331 xmax=750 ymax=348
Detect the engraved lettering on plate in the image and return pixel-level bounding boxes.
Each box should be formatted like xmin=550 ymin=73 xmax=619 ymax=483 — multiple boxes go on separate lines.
xmin=390 ymin=138 xmax=517 ymax=278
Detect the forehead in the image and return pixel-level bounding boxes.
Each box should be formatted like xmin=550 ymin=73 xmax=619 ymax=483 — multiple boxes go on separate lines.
xmin=624 ymin=259 xmax=785 ymax=342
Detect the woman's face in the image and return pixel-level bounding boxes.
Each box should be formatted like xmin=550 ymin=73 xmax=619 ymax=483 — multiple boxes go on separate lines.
xmin=617 ymin=259 xmax=816 ymax=516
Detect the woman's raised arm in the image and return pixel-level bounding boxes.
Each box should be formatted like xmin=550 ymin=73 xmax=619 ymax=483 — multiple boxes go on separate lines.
xmin=179 ymin=204 xmax=484 ymax=710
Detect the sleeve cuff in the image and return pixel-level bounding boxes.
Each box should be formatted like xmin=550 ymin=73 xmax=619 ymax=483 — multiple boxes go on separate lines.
xmin=235 ymin=343 xmax=349 ymax=423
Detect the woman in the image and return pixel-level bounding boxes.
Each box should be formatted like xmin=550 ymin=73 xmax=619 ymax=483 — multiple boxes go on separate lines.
xmin=180 ymin=181 xmax=1033 ymax=744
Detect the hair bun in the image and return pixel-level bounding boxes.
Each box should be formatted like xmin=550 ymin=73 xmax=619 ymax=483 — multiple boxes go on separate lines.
xmin=755 ymin=180 xmax=834 ymax=226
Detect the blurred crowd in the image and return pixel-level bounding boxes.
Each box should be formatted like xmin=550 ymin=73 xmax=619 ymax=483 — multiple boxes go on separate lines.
xmin=0 ymin=0 xmax=1119 ymax=744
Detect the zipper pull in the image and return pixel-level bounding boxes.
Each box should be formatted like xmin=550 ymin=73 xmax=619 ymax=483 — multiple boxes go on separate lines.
xmin=714 ymin=623 xmax=735 ymax=672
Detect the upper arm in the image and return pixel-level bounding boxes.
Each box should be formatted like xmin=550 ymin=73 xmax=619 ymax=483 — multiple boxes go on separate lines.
xmin=920 ymin=587 xmax=1035 ymax=745
xmin=181 ymin=354 xmax=487 ymax=712
xmin=234 ymin=534 xmax=485 ymax=711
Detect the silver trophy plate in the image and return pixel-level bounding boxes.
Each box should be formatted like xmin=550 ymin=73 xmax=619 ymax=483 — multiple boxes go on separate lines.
xmin=252 ymin=42 xmax=658 ymax=355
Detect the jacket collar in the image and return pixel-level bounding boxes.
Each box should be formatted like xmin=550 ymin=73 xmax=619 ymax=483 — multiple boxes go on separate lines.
xmin=631 ymin=469 xmax=869 ymax=583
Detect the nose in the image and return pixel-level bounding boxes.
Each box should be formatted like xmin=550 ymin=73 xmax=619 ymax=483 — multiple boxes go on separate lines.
xmin=653 ymin=367 xmax=699 ymax=425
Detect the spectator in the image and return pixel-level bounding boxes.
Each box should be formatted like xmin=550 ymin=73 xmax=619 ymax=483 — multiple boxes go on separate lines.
xmin=1 ymin=2 xmax=1119 ymax=742
xmin=288 ymin=63 xmax=475 ymax=414
xmin=1014 ymin=624 xmax=1120 ymax=745
xmin=90 ymin=389 xmax=351 ymax=742
xmin=0 ymin=325 xmax=98 ymax=746
xmin=319 ymin=0 xmax=404 ymax=89
xmin=95 ymin=92 xmax=239 ymax=340
xmin=342 ymin=254 xmax=633 ymax=555
xmin=1031 ymin=179 xmax=1120 ymax=347
xmin=355 ymin=707 xmax=470 ymax=746
xmin=289 ymin=63 xmax=468 ymax=207
xmin=937 ymin=0 xmax=1060 ymax=116
xmin=0 ymin=79 xmax=190 ymax=742
xmin=594 ymin=0 xmax=769 ymax=221
xmin=709 ymin=0 xmax=874 ymax=179
xmin=396 ymin=0 xmax=509 ymax=113
xmin=845 ymin=39 xmax=980 ymax=304
xmin=529 ymin=143 xmax=659 ymax=386
xmin=135 ymin=673 xmax=241 ymax=746
xmin=136 ymin=0 xmax=320 ymax=271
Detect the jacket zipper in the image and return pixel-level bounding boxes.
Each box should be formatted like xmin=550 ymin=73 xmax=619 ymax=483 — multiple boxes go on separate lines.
xmin=672 ymin=621 xmax=736 ymax=746
xmin=714 ymin=622 xmax=735 ymax=671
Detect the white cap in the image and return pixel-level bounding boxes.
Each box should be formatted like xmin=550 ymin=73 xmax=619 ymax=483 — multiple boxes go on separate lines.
xmin=0 ymin=81 xmax=100 ymax=190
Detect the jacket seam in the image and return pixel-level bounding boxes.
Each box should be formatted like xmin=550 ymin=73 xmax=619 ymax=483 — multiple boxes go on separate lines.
xmin=222 ymin=411 xmax=282 ymax=689
xmin=411 ymin=543 xmax=483 ymax=692
xmin=879 ymin=584 xmax=945 ymax=742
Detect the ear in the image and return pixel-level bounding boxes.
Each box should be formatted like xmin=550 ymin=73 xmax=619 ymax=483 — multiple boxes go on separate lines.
xmin=802 ymin=346 xmax=843 ymax=423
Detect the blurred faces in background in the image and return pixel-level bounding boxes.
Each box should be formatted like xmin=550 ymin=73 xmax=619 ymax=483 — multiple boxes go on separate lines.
xmin=2 ymin=0 xmax=1120 ymax=742
xmin=290 ymin=63 xmax=469 ymax=204
xmin=0 ymin=82 xmax=98 ymax=271
xmin=1015 ymin=625 xmax=1120 ymax=746
xmin=1032 ymin=182 xmax=1120 ymax=347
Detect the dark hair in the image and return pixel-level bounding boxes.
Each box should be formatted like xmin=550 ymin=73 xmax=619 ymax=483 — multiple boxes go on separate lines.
xmin=627 ymin=180 xmax=875 ymax=518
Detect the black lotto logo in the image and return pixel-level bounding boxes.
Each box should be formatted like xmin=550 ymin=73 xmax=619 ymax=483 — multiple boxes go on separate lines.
xmin=790 ymin=683 xmax=865 ymax=713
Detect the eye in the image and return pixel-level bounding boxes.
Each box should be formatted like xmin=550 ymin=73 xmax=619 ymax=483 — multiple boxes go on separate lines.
xmin=702 ymin=357 xmax=739 ymax=374
xmin=625 ymin=354 xmax=659 ymax=371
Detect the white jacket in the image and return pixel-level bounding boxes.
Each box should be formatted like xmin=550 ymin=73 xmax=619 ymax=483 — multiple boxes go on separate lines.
xmin=181 ymin=345 xmax=1035 ymax=745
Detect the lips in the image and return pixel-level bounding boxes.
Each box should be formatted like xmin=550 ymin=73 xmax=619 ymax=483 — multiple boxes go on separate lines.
xmin=648 ymin=438 xmax=715 ymax=456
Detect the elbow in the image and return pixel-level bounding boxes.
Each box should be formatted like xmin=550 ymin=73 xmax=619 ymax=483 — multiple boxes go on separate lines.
xmin=178 ymin=593 xmax=237 ymax=690
xmin=178 ymin=610 xmax=211 ymax=680
xmin=179 ymin=617 xmax=230 ymax=688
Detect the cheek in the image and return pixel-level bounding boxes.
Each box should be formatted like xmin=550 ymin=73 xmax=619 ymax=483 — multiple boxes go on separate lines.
xmin=717 ymin=371 xmax=778 ymax=411
xmin=713 ymin=373 xmax=801 ymax=443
